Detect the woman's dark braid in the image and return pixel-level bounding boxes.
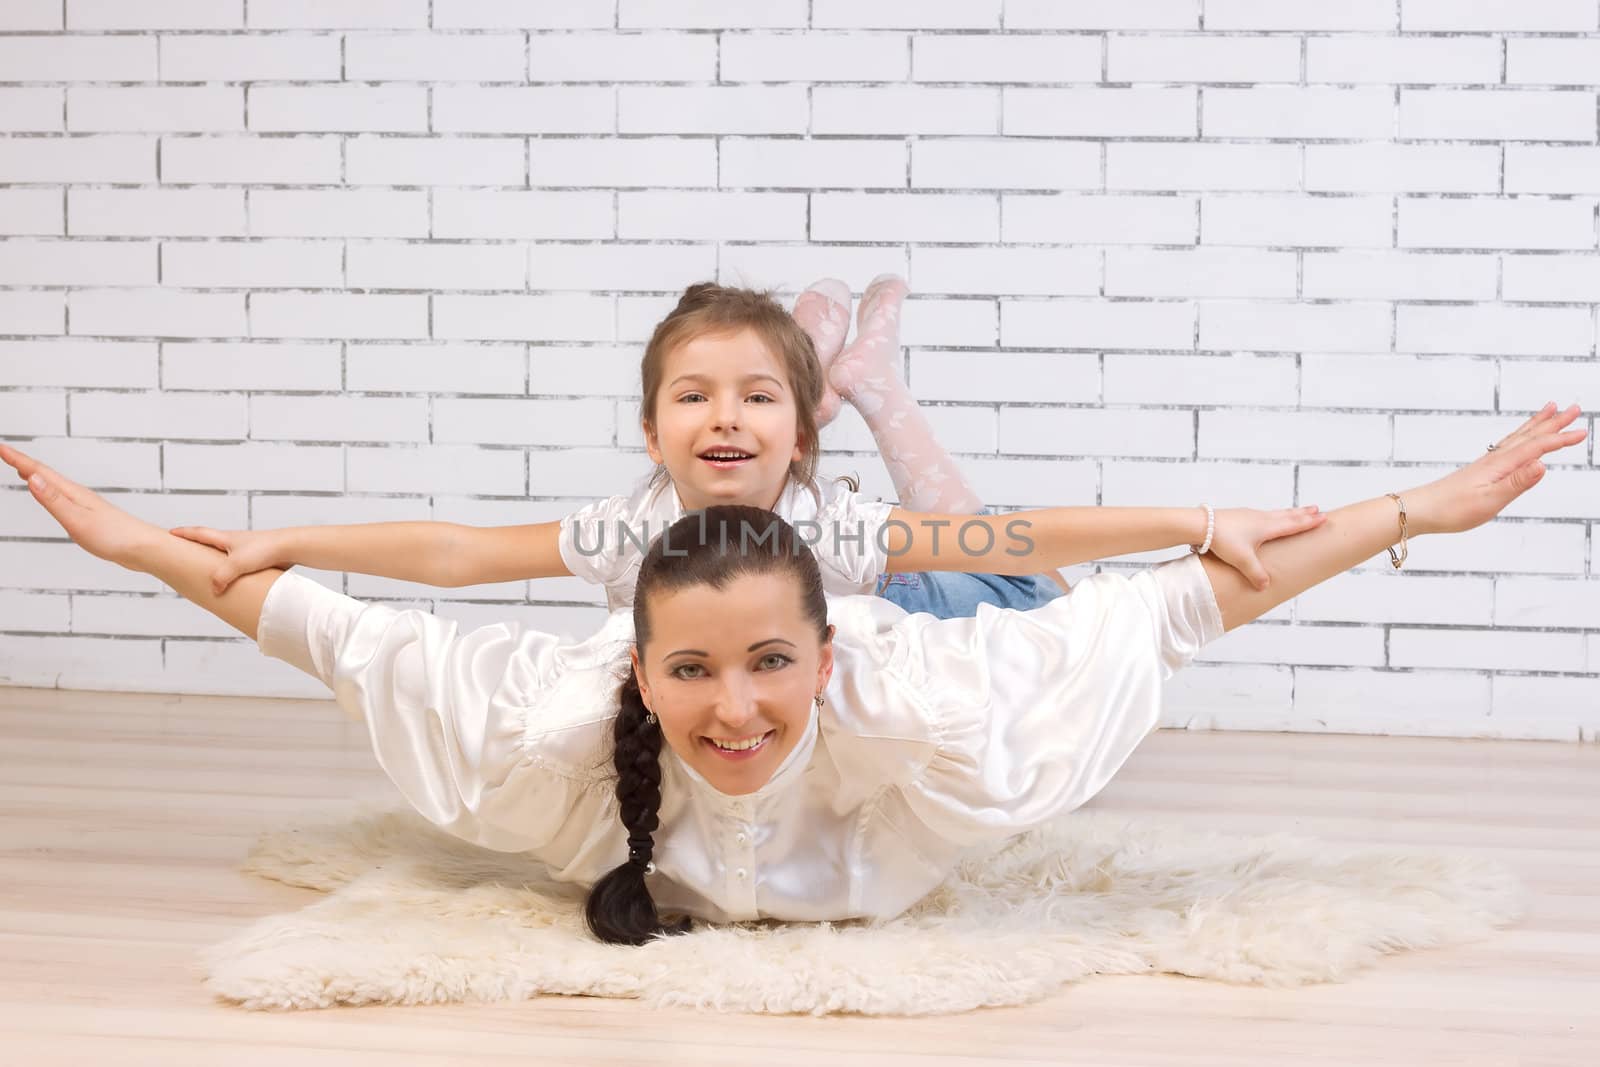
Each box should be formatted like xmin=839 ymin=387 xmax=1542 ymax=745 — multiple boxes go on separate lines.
xmin=583 ymin=677 xmax=689 ymax=945
xmin=616 ymin=686 xmax=664 ymax=873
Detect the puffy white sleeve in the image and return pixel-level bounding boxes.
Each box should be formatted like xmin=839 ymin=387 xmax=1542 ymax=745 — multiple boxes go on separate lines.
xmin=809 ymin=483 xmax=895 ymax=595
xmin=557 ymin=493 xmax=635 ymax=590
xmin=879 ymin=553 xmax=1223 ymax=846
xmin=256 ymin=571 xmax=626 ymax=855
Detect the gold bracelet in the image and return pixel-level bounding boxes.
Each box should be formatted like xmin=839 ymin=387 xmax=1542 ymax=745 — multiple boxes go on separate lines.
xmin=1385 ymin=492 xmax=1408 ymax=570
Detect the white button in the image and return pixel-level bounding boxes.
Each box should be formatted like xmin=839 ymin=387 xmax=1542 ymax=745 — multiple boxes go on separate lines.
xmin=735 ymin=832 xmax=748 ymax=845
xmin=736 ymin=868 xmax=748 ymax=881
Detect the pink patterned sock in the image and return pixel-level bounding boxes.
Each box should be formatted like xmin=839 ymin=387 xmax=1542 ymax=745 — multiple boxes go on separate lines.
xmin=789 ymin=278 xmax=851 ymax=427
xmin=829 ymin=275 xmax=984 ymax=515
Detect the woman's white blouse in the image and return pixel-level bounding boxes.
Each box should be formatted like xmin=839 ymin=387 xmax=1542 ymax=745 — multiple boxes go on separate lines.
xmin=557 ymin=476 xmax=895 ymax=611
xmin=256 ymin=553 xmax=1223 ymax=925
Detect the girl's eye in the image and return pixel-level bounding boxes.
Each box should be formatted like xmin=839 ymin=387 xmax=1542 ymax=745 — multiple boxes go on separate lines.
xmin=679 ymin=392 xmax=706 ymax=403
xmin=747 ymin=394 xmax=774 ymax=403
xmin=671 ymin=663 xmax=706 ymax=680
xmin=757 ymin=653 xmax=792 ymax=670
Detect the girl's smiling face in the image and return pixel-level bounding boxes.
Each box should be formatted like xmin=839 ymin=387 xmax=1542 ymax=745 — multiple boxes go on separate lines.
xmin=630 ymin=571 xmax=833 ymax=796
xmin=643 ymin=328 xmax=805 ymax=512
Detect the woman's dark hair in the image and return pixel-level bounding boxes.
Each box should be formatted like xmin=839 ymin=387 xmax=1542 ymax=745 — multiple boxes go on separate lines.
xmin=583 ymin=505 xmax=830 ymax=946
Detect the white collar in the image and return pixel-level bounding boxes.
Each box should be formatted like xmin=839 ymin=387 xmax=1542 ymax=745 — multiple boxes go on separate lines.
xmin=658 ymin=476 xmax=809 ymax=522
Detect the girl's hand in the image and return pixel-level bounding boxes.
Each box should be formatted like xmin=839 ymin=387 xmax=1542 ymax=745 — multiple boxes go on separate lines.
xmin=1207 ymin=506 xmax=1328 ymax=591
xmin=1407 ymin=403 xmax=1587 ymax=536
xmin=168 ymin=526 xmax=288 ymax=595
xmin=0 ymin=444 xmax=162 ymax=567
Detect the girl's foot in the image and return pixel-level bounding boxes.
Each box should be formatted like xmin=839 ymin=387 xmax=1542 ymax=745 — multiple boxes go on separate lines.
xmin=815 ymin=276 xmax=985 ymax=514
xmin=790 ymin=278 xmax=852 ymax=427
xmin=828 ymin=274 xmax=911 ymax=418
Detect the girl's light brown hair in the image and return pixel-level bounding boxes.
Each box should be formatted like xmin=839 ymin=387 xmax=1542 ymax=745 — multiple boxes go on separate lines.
xmin=640 ymin=283 xmax=824 ymax=491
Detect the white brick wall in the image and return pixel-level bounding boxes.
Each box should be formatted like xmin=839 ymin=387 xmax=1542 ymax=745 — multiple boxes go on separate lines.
xmin=0 ymin=7 xmax=1595 ymax=741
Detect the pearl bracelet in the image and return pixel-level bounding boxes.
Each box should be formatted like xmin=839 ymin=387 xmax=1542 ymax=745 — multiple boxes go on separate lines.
xmin=1192 ymin=503 xmax=1215 ymax=556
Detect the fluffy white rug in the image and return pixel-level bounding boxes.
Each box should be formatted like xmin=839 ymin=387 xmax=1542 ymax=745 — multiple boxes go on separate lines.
xmin=204 ymin=811 xmax=1523 ymax=1015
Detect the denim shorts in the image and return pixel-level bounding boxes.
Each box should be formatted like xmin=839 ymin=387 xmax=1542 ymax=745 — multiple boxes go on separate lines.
xmin=873 ymin=508 xmax=1065 ymax=619
xmin=875 ymin=569 xmax=1064 ymax=618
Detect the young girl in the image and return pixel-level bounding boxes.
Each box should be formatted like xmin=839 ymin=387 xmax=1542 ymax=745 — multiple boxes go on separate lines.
xmin=3 ymin=401 xmax=1582 ymax=942
xmin=167 ymin=278 xmax=1142 ymax=620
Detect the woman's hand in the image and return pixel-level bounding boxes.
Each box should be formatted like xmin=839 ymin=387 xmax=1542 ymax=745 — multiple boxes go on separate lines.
xmin=168 ymin=526 xmax=289 ymax=595
xmin=1207 ymin=505 xmax=1327 ymax=591
xmin=1406 ymin=403 xmax=1587 ymax=536
xmin=0 ymin=444 xmax=162 ymax=568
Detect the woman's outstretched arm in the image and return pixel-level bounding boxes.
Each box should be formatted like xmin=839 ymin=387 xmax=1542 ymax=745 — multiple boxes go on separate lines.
xmin=1200 ymin=403 xmax=1587 ymax=632
xmin=2 ymin=443 xmax=608 ymax=854
xmin=0 ymin=444 xmax=280 ymax=639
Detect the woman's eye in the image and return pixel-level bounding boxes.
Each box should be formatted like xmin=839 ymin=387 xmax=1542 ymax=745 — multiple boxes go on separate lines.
xmin=670 ymin=663 xmax=706 ymax=680
xmin=757 ymin=653 xmax=791 ymax=670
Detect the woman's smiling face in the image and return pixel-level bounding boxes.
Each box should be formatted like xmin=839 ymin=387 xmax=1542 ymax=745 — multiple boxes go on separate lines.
xmin=630 ymin=571 xmax=833 ymax=796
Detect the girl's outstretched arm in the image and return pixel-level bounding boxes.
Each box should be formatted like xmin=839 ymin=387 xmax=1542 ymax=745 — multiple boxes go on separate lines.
xmin=884 ymin=504 xmax=1320 ymax=591
xmin=170 ymin=519 xmax=571 ymax=595
xmin=1 ymin=445 xmax=604 ymax=854
xmin=885 ymin=403 xmax=1586 ymax=595
xmin=1 ymin=444 xmax=280 ymax=639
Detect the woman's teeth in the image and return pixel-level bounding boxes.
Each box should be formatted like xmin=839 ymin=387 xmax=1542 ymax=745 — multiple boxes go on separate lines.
xmin=709 ymin=732 xmax=770 ymax=751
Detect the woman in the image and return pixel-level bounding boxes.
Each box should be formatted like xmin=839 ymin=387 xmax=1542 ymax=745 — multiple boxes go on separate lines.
xmin=0 ymin=403 xmax=1584 ymax=945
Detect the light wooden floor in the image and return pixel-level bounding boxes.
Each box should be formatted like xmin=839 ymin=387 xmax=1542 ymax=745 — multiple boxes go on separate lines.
xmin=0 ymin=686 xmax=1595 ymax=1067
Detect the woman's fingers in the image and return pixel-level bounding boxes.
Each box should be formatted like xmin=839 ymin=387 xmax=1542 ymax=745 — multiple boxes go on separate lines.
xmin=6 ymin=450 xmax=90 ymax=508
xmin=0 ymin=442 xmax=40 ymax=481
xmin=1542 ymin=426 xmax=1589 ymax=455
xmin=1492 ymin=404 xmax=1554 ymax=452
xmin=1494 ymin=424 xmax=1586 ymax=477
xmin=1 ymin=444 xmax=53 ymax=488
xmin=1505 ymin=458 xmax=1548 ymax=499
xmin=25 ymin=467 xmax=85 ymax=539
xmin=1498 ymin=403 xmax=1578 ymax=451
xmin=1483 ymin=406 xmax=1583 ymax=478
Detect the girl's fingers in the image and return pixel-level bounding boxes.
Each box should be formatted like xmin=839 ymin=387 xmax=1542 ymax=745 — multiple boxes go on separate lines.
xmin=211 ymin=566 xmax=238 ymax=595
xmin=171 ymin=525 xmax=226 ymax=549
xmin=1265 ymin=507 xmax=1324 ymax=540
